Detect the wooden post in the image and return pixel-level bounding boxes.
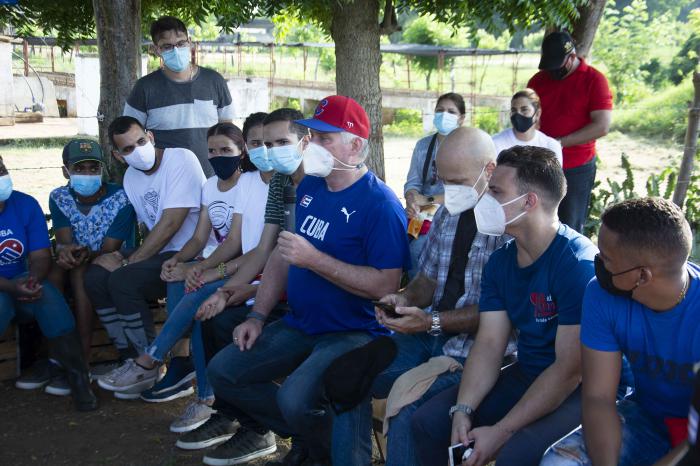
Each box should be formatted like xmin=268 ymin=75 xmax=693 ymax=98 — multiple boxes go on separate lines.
xmin=50 ymin=46 xmax=55 ymax=73
xmin=22 ymin=39 xmax=29 ymax=76
xmin=437 ymin=51 xmax=445 ymax=95
xmin=303 ymin=47 xmax=308 ymax=81
xmin=673 ymin=72 xmax=700 ymax=207
xmin=406 ymin=56 xmax=411 ymax=89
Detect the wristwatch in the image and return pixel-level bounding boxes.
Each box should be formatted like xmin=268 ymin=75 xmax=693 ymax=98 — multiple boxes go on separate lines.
xmin=449 ymin=403 xmax=475 ymax=420
xmin=427 ymin=311 xmax=442 ymax=336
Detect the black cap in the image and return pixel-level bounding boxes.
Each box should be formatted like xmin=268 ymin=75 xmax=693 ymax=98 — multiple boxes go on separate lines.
xmin=538 ymin=31 xmax=576 ymax=70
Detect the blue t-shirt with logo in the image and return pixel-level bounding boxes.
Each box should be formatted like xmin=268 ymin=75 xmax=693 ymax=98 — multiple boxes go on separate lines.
xmin=0 ymin=191 xmax=51 ymax=279
xmin=582 ymin=263 xmax=700 ymax=423
xmin=285 ymin=171 xmax=410 ymax=335
xmin=479 ymin=223 xmax=597 ymax=377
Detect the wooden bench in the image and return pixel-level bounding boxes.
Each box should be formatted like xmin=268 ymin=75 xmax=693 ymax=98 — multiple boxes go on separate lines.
xmin=0 ymin=301 xmax=168 ymax=382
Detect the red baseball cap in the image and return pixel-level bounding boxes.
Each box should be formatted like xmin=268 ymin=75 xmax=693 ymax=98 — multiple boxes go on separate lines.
xmin=295 ymin=95 xmax=370 ymax=139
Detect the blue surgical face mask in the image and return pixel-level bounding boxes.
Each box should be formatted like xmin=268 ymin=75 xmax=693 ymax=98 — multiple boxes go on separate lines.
xmin=162 ymin=45 xmax=191 ymax=73
xmin=70 ymin=174 xmax=103 ymax=197
xmin=248 ymin=146 xmax=273 ymax=172
xmin=269 ymin=142 xmax=303 ymax=175
xmin=0 ymin=174 xmax=12 ymax=202
xmin=433 ymin=112 xmax=460 ymax=135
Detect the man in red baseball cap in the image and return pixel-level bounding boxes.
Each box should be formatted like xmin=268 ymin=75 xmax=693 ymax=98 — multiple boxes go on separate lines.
xmin=203 ymin=95 xmax=411 ymax=465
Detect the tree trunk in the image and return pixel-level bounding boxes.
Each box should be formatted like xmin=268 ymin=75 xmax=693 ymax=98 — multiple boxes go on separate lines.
xmin=673 ymin=72 xmax=700 ymax=208
xmin=92 ymin=0 xmax=142 ymax=182
xmin=330 ymin=0 xmax=385 ymax=180
xmin=570 ymin=0 xmax=607 ymax=59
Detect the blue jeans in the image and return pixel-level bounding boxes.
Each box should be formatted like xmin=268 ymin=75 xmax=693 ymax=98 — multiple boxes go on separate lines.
xmin=146 ymin=280 xmax=225 ymax=400
xmin=412 ymin=362 xmax=583 ymax=466
xmin=207 ymin=319 xmax=373 ymax=461
xmin=0 ymin=277 xmax=75 ymax=339
xmin=559 ymin=158 xmax=597 ymax=234
xmin=332 ymin=332 xmax=459 ymax=466
xmin=540 ymin=400 xmax=671 ymax=466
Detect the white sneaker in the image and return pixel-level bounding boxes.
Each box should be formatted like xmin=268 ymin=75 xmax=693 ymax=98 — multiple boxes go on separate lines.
xmin=97 ymin=359 xmax=159 ymax=392
xmin=170 ymin=399 xmax=215 ymax=433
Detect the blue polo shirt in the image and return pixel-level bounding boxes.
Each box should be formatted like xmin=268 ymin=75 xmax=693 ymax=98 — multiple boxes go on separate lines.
xmin=479 ymin=223 xmax=597 ymax=377
xmin=582 ymin=263 xmax=700 ymax=423
xmin=285 ymin=172 xmax=410 ymax=335
xmin=0 ymin=191 xmax=51 ymax=279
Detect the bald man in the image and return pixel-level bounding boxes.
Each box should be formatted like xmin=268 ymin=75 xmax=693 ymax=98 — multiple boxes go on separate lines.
xmin=331 ymin=127 xmax=507 ymax=466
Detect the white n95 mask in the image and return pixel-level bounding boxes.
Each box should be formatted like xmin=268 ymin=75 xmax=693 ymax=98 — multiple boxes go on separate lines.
xmin=443 ymin=166 xmax=487 ymax=215
xmin=474 ymin=192 xmax=527 ymax=236
xmin=124 ymin=141 xmax=156 ymax=171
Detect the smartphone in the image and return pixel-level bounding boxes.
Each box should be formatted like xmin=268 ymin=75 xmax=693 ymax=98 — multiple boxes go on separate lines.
xmin=372 ymin=300 xmax=403 ymax=319
xmin=448 ymin=441 xmax=475 ymax=466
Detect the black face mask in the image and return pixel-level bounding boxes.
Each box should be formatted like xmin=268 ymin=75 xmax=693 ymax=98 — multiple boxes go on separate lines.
xmin=511 ymin=113 xmax=535 ymax=133
xmin=549 ymin=58 xmax=572 ymax=80
xmin=209 ymin=156 xmax=241 ymax=180
xmin=594 ymin=254 xmax=640 ymax=298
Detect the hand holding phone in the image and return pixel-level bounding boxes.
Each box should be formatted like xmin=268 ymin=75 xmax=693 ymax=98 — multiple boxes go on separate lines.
xmin=448 ymin=441 xmax=475 ymax=466
xmin=372 ymin=300 xmax=403 ymax=319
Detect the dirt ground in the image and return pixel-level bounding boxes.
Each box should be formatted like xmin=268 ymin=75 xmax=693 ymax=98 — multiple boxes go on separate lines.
xmin=0 ymin=380 xmax=290 ymax=466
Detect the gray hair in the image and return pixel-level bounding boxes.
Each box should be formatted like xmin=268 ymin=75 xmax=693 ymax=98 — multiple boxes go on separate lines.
xmin=340 ymin=131 xmax=369 ymax=160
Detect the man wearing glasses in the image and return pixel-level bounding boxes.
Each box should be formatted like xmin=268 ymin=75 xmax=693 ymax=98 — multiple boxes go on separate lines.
xmin=123 ymin=16 xmax=234 ymax=177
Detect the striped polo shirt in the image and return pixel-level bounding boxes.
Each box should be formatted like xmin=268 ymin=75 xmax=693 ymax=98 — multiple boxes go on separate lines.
xmin=123 ymin=66 xmax=234 ymax=177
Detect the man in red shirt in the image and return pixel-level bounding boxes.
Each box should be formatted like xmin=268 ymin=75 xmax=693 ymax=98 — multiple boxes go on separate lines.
xmin=528 ymin=31 xmax=613 ymax=233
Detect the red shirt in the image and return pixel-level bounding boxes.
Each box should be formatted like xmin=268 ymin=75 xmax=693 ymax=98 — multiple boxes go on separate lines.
xmin=527 ymin=59 xmax=613 ymax=169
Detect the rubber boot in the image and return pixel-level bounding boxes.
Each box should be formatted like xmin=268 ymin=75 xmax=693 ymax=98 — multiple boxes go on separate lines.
xmin=48 ymin=332 xmax=98 ymax=411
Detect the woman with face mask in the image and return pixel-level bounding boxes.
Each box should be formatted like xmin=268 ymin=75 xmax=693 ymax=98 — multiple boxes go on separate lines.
xmin=403 ymin=92 xmax=466 ymax=278
xmin=100 ymin=122 xmax=271 ymax=432
xmin=491 ymin=89 xmax=563 ymax=166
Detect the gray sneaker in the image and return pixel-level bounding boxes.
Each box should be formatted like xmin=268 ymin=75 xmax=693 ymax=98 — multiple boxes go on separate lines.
xmin=170 ymin=399 xmax=215 ymax=433
xmin=176 ymin=413 xmax=238 ymax=450
xmin=45 ymin=374 xmax=71 ymax=396
xmin=15 ymin=360 xmax=50 ymax=390
xmin=97 ymin=359 xmax=159 ymax=392
xmin=203 ymin=428 xmax=276 ymax=465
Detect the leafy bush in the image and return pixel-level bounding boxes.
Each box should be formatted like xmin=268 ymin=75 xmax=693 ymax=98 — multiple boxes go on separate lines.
xmin=668 ymin=33 xmax=700 ymax=85
xmin=474 ymin=107 xmax=501 ymax=134
xmin=612 ymin=78 xmax=692 ymax=142
xmin=383 ymin=108 xmax=424 ymax=137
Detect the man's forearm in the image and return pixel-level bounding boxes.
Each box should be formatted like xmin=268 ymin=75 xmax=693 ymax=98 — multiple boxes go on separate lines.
xmin=457 ymin=339 xmax=504 ymax=408
xmin=583 ymin=398 xmax=621 ymax=466
xmin=309 ymin=251 xmax=399 ymax=300
xmin=400 ymin=273 xmax=437 ymax=308
xmin=440 ymin=305 xmax=479 ymax=334
xmin=251 ymin=248 xmax=289 ymax=317
xmin=497 ymin=362 xmax=581 ymax=434
xmin=129 ymin=220 xmax=181 ymax=263
xmin=561 ymin=121 xmax=609 ymax=148
xmin=0 ymin=276 xmax=15 ymax=293
xmin=29 ymin=255 xmax=51 ymax=282
xmin=176 ymin=236 xmax=207 ymax=263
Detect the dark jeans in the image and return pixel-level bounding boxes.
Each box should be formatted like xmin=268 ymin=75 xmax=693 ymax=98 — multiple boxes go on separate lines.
xmin=558 ymin=158 xmax=597 ymax=233
xmin=206 ymin=318 xmax=373 ymax=461
xmin=412 ymin=362 xmax=582 ymax=466
xmin=84 ymin=250 xmax=175 ymax=355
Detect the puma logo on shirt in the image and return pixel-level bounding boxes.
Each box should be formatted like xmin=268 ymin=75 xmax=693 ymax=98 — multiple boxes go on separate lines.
xmin=340 ymin=207 xmax=356 ymax=223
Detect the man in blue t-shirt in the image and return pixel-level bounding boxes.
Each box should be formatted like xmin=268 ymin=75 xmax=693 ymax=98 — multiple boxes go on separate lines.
xmin=0 ymin=155 xmax=97 ymax=411
xmin=202 ymin=96 xmax=410 ymax=466
xmin=541 ymin=198 xmax=700 ymax=466
xmin=412 ymin=145 xmax=596 ymax=466
xmin=48 ymin=139 xmax=135 ymax=364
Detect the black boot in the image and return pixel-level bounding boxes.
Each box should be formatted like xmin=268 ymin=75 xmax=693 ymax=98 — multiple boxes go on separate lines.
xmin=48 ymin=332 xmax=98 ymax=411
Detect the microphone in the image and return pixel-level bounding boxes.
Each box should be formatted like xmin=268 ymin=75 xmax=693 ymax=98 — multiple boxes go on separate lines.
xmin=283 ymin=183 xmax=296 ymax=233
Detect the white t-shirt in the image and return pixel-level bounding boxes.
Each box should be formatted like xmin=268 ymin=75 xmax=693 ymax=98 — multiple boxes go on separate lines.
xmin=492 ymin=128 xmax=563 ymax=166
xmin=201 ymin=175 xmax=239 ymax=246
xmin=123 ymin=147 xmax=205 ymax=253
xmin=234 ymin=171 xmax=269 ymax=254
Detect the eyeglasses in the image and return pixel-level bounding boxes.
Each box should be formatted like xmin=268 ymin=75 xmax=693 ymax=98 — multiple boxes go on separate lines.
xmin=159 ymin=40 xmax=189 ymax=52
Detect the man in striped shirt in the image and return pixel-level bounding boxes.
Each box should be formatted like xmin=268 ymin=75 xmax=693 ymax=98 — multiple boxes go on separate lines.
xmin=123 ymin=16 xmax=234 ymax=177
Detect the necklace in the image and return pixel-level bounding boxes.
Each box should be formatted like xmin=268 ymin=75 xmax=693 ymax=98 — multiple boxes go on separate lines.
xmin=677 ymin=271 xmax=690 ymax=305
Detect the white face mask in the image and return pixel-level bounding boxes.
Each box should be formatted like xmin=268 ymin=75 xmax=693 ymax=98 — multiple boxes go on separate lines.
xmin=474 ymin=192 xmax=528 ymax=236
xmin=302 ymin=141 xmax=361 ymax=178
xmin=123 ymin=140 xmax=156 ymax=171
xmin=433 ymin=112 xmax=460 ymax=135
xmin=443 ymin=166 xmax=487 ymax=216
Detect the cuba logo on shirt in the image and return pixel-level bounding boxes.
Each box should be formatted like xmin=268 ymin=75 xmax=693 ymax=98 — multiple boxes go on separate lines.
xmin=531 ymin=292 xmax=558 ymax=323
xmin=300 ymin=215 xmax=329 ymax=241
xmin=0 ymin=238 xmax=24 ymax=265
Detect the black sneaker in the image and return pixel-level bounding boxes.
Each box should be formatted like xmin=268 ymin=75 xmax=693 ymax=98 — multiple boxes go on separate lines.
xmin=176 ymin=413 xmax=238 ymax=450
xmin=266 ymin=441 xmax=309 ymax=466
xmin=203 ymin=427 xmax=277 ymax=465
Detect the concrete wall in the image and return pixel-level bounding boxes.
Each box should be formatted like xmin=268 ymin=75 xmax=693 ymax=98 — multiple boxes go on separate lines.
xmin=226 ymin=77 xmax=269 ymax=119
xmin=12 ymin=76 xmax=60 ymax=118
xmin=0 ymin=42 xmax=13 ymax=124
xmin=54 ymin=85 xmax=76 ymax=117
